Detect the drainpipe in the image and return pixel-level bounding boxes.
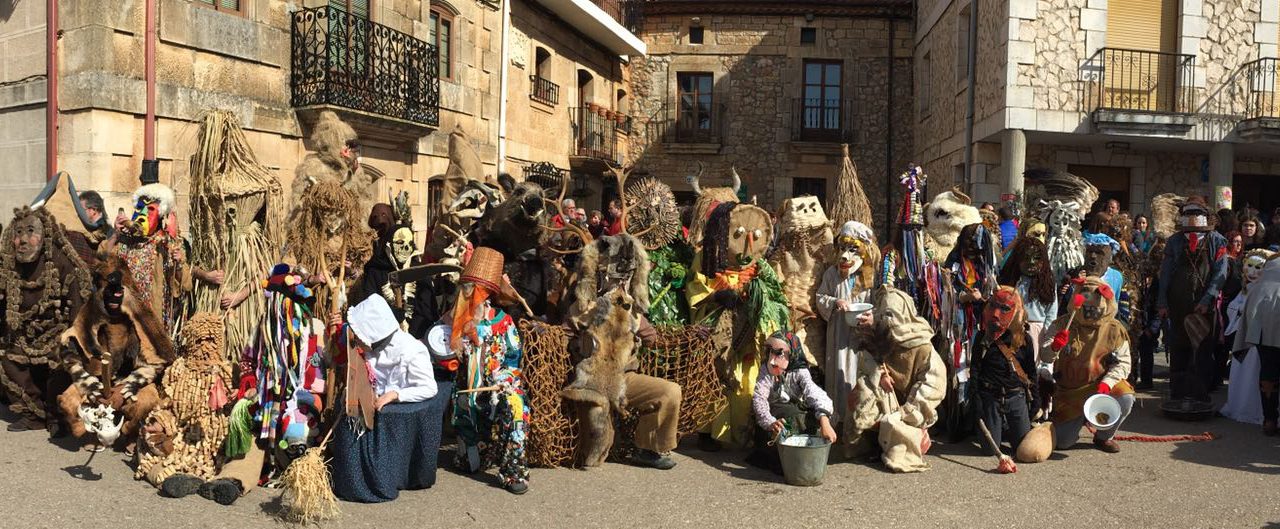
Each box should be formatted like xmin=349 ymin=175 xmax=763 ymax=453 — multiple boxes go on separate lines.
xmin=45 ymin=0 xmax=58 ymax=180
xmin=140 ymin=0 xmax=159 ymax=184
xmin=884 ymin=18 xmax=895 ymax=240
xmin=496 ymin=0 xmax=511 ymax=174
xmin=961 ymin=0 xmax=978 ymax=191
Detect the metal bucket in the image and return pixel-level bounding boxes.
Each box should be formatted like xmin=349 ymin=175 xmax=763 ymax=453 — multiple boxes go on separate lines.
xmin=777 ymin=435 xmax=831 ymax=486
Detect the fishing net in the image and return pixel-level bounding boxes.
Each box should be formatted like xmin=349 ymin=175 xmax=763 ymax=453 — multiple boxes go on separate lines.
xmin=517 ymin=320 xmax=579 ymax=468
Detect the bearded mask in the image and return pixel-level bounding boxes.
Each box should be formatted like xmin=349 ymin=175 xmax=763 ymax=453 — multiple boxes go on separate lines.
xmin=983 ymin=287 xmax=1024 ymax=337
xmin=391 ymin=227 xmax=416 ymax=267
xmin=10 ymin=213 xmax=44 ymax=264
xmin=727 ymin=205 xmax=771 ymax=267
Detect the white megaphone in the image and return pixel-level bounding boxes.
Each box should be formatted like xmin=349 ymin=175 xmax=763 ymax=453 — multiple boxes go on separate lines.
xmin=78 ymin=404 xmax=124 ymax=447
xmin=1083 ymin=393 xmax=1121 ymax=430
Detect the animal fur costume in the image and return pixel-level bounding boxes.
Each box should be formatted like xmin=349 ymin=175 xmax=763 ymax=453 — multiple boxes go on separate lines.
xmin=135 ymin=313 xmax=232 ymax=487
xmin=564 ymin=234 xmax=651 ymax=329
xmin=476 ymin=173 xmax=547 ymax=260
xmin=107 ymin=183 xmax=196 ymax=337
xmin=283 ymin=179 xmax=374 ymax=317
xmin=686 ymin=163 xmax=742 ymax=248
xmin=291 ymin=110 xmax=375 ymax=211
xmin=561 ymin=288 xmax=640 ymax=467
xmin=768 ymin=196 xmax=834 ymax=367
xmin=187 ymin=110 xmax=285 ymax=362
xmin=923 ymin=189 xmax=982 ymax=263
xmin=0 ymin=206 xmax=92 ymax=427
xmin=847 ymin=285 xmax=946 ymax=471
xmin=686 ymin=202 xmax=788 ymax=447
xmin=57 ymin=255 xmax=176 ymax=443
xmin=815 ymin=220 xmax=879 ymax=441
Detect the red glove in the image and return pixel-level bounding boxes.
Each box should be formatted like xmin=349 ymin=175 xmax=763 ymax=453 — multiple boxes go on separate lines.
xmin=1097 ymin=382 xmax=1111 ymax=395
xmin=1051 ymin=330 xmax=1070 ymax=351
xmin=1071 ymin=294 xmax=1085 ymax=310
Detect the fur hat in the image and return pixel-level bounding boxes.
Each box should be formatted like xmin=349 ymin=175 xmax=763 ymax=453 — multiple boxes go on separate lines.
xmin=133 ymin=183 xmax=176 ymax=217
xmin=461 ymin=246 xmax=504 ymax=294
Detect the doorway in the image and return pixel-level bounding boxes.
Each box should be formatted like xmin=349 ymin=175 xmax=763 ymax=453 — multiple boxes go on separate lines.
xmin=1068 ymin=164 xmax=1131 ymax=212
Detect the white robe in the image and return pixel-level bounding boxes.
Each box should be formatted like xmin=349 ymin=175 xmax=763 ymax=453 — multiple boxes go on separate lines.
xmin=814 ymin=266 xmax=870 ymax=427
xmin=1222 ymin=292 xmax=1263 ymax=424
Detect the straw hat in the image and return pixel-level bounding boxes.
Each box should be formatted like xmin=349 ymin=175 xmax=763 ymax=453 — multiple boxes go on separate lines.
xmin=461 ymin=246 xmax=504 ymax=293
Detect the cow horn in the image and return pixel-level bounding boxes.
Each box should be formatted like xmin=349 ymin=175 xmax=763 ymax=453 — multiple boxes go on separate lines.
xmin=689 ymin=162 xmax=705 ymax=195
xmin=730 ymin=165 xmax=742 ymax=193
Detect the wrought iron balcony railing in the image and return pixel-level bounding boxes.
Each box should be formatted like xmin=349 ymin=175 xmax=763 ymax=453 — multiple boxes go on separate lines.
xmin=643 ymin=103 xmax=727 ymax=144
xmin=593 ymin=0 xmax=644 ymax=31
xmin=571 ymin=106 xmax=620 ymax=163
xmin=791 ymin=97 xmax=855 ymax=142
xmin=290 ymin=5 xmax=440 ymax=128
xmin=1241 ymin=57 xmax=1280 ymax=120
xmin=1080 ymin=47 xmax=1196 ymax=114
xmin=530 ymin=75 xmax=560 ymax=106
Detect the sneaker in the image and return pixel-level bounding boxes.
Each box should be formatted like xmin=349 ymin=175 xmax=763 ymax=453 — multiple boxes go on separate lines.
xmin=630 ymin=449 xmax=677 ymax=470
xmin=1093 ymin=439 xmax=1120 ymax=453
xmin=505 ymin=481 xmax=529 ymax=495
xmin=697 ymin=433 xmax=721 ymax=452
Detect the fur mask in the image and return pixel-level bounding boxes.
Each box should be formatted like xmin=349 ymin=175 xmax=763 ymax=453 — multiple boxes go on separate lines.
xmin=687 ymin=163 xmax=742 ymax=246
xmin=924 ymin=190 xmax=982 ymax=260
xmin=478 ymin=174 xmax=546 ymax=259
xmin=9 ymin=211 xmax=44 ymax=264
xmin=568 ymin=234 xmax=651 ymax=327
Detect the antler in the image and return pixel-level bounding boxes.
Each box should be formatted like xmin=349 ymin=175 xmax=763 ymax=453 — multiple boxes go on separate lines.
xmin=689 ymin=161 xmax=705 ymax=195
xmin=610 ymin=165 xmax=635 ymax=233
xmin=541 ymin=223 xmax=593 ymax=255
xmin=542 ymin=170 xmax=573 ymax=219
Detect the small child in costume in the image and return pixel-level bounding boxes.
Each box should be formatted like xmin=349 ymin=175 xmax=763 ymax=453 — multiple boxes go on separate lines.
xmin=747 ymin=331 xmax=837 ymax=472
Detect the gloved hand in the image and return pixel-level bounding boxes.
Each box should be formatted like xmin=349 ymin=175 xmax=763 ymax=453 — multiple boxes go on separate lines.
xmin=711 ymin=289 xmax=740 ymax=309
xmin=1097 ymin=382 xmax=1111 ymax=395
xmin=1051 ymin=330 xmax=1070 ymax=351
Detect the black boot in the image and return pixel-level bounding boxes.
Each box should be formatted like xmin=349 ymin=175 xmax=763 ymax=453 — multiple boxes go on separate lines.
xmin=197 ymin=478 xmax=243 ymax=506
xmin=161 ymin=474 xmax=204 ymax=499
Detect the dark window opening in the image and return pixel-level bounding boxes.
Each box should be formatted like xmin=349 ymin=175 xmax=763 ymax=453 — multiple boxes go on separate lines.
xmin=799 ymin=59 xmax=843 ymax=141
xmin=676 ymin=72 xmax=714 ymax=142
xmin=689 ymin=26 xmax=704 ymax=44
xmin=792 ymin=178 xmax=828 ymax=206
xmin=800 ymin=27 xmax=817 ymax=45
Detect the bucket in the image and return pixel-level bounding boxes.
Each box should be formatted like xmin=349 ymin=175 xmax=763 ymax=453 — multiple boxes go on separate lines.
xmin=777 ymin=435 xmax=831 ymax=486
xmin=1083 ymin=394 xmax=1121 ymax=429
xmin=841 ymin=302 xmax=875 ymax=328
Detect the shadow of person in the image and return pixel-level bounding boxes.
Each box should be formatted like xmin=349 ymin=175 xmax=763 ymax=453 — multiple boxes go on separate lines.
xmin=258 ymin=494 xmax=285 ymax=518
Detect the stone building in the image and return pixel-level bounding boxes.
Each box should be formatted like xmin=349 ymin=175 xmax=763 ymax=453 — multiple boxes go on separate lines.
xmin=1 ymin=0 xmax=642 ymax=227
xmin=624 ymin=0 xmax=914 ymax=234
xmin=915 ymin=0 xmax=1280 ymax=214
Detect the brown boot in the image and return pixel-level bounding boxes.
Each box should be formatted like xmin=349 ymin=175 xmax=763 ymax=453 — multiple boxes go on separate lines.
xmin=1093 ymin=439 xmax=1120 ymax=453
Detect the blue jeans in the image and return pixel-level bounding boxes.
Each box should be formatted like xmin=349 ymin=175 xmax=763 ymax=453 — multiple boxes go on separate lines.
xmin=1054 ymin=393 xmax=1135 ymax=448
xmin=976 ymin=387 xmax=1032 ymax=454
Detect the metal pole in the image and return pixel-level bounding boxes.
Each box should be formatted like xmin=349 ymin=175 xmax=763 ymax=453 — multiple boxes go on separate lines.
xmin=45 ymin=0 xmax=58 ymax=180
xmin=140 ymin=0 xmax=158 ymax=184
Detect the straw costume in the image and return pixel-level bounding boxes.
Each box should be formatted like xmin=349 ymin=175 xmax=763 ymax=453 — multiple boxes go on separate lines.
xmin=769 ymin=196 xmax=834 ymax=367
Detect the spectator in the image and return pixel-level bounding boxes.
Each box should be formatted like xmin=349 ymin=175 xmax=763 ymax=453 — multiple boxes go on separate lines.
xmin=587 ymin=209 xmax=605 ymax=238
xmin=551 ymin=198 xmax=577 ymax=228
xmin=1131 ymin=214 xmax=1155 ymax=254
xmin=1105 ymin=198 xmax=1121 ymax=216
xmin=1268 ymin=207 xmax=1280 ymax=248
xmin=1239 ymin=214 xmax=1267 ymax=250
xmin=997 ymin=206 xmax=1018 ymax=249
xmin=980 ymin=202 xmax=996 ymax=212
xmin=606 ymin=199 xmax=623 ymax=235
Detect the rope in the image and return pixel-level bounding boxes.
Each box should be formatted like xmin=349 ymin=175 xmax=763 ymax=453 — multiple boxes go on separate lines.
xmin=1114 ymin=432 xmax=1216 ymax=442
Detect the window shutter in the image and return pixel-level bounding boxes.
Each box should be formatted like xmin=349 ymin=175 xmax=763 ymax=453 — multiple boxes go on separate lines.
xmin=352 ymin=0 xmax=371 ymax=18
xmin=218 ymin=0 xmax=239 ymax=10
xmin=1106 ymin=0 xmax=1177 ymax=52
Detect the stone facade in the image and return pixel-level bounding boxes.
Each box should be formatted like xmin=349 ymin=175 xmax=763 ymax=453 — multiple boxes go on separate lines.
xmin=627 ymin=11 xmax=914 ymax=236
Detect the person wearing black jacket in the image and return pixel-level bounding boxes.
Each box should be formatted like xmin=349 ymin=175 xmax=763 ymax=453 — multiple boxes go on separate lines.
xmin=972 ymin=286 xmax=1039 ymax=454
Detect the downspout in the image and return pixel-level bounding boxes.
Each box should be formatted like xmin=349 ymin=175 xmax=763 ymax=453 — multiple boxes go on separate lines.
xmin=497 ymin=0 xmax=511 ymax=174
xmin=45 ymin=0 xmax=58 ymax=180
xmin=961 ymin=0 xmax=978 ymax=191
xmin=885 ymin=17 xmax=895 ymax=240
xmin=140 ymin=0 xmax=159 ymax=184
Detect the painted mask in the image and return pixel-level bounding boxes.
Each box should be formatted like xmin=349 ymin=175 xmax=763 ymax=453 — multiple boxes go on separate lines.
xmin=727 ymin=205 xmax=771 ymax=267
xmin=1244 ymin=253 xmax=1270 ymax=285
xmin=983 ymin=287 xmax=1023 ymax=337
xmin=1074 ymin=278 xmax=1116 ymax=323
xmin=1024 ymin=221 xmax=1047 ymax=244
xmin=1084 ymin=244 xmax=1114 ymax=277
xmin=1019 ymin=246 xmax=1045 ymax=276
xmin=765 ymin=338 xmax=790 ymax=377
xmin=391 ymin=227 xmax=416 ymax=267
xmin=836 ymin=235 xmax=867 ymax=277
xmin=10 ymin=214 xmax=44 ymax=264
xmin=130 ymin=196 xmax=162 ymax=237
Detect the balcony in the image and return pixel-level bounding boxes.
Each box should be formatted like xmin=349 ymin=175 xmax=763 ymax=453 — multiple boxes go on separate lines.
xmin=791 ymin=97 xmax=854 ymax=143
xmin=1236 ymin=58 xmax=1280 ymax=142
xmin=530 ymin=75 xmax=561 ymax=106
xmin=290 ymin=5 xmax=440 ymax=136
xmin=571 ymin=106 xmax=622 ymax=169
xmin=643 ymin=103 xmax=726 ymax=154
xmin=592 ymin=0 xmax=644 ymax=32
xmin=1080 ymin=48 xmax=1197 ymax=136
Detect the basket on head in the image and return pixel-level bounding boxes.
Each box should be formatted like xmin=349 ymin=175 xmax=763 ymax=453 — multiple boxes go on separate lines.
xmin=461 ymin=246 xmax=505 ymax=293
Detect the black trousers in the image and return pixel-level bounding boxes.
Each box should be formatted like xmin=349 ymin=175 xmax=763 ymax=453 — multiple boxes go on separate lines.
xmin=1131 ymin=331 xmax=1158 ymax=386
xmin=1259 ymin=345 xmax=1280 ymax=423
xmin=1168 ymin=319 xmax=1216 ymax=402
xmin=976 ymin=387 xmax=1032 ymax=454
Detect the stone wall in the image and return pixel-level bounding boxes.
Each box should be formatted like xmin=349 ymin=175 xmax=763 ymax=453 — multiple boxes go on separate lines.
xmin=627 ymin=13 xmax=914 ymax=235
xmin=0 ymin=0 xmax=48 ymax=222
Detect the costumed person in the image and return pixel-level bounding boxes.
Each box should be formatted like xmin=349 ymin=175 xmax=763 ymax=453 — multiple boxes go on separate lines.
xmin=846 ymin=284 xmax=946 ymax=471
xmin=0 ymin=206 xmax=91 ymax=433
xmin=449 ymin=248 xmax=531 ymax=494
xmin=1157 ymin=199 xmax=1228 ymax=412
xmin=942 ymin=222 xmax=999 ymax=428
xmin=971 ymin=287 xmax=1039 ymax=454
xmin=284 ymin=177 xmax=374 ymax=319
xmin=27 ymin=171 xmax=111 ymax=262
xmin=747 ymin=331 xmax=836 ymax=473
xmin=135 ymin=314 xmax=247 ymax=506
xmin=108 ymin=182 xmax=224 ymax=338
xmin=291 ymin=110 xmax=376 ymax=212
xmin=1041 ymin=277 xmax=1134 ymax=452
xmin=1083 ymin=233 xmax=1125 ymax=296
xmin=1221 ymin=249 xmax=1273 ymax=425
xmin=923 ymin=188 xmax=982 ymax=264
xmin=187 ymin=110 xmax=285 ymax=363
xmin=1024 ymin=169 xmax=1096 ymax=282
xmin=354 ymin=200 xmax=436 ymax=330
xmin=237 ymin=265 xmax=328 ymax=479
xmin=57 ymin=255 xmax=176 ymax=450
xmin=686 ymin=201 xmax=788 ymax=451
xmin=685 ymin=163 xmax=741 ymax=248
xmin=768 ymin=196 xmax=835 ymax=368
xmin=1232 ymin=254 xmax=1280 ymax=435
xmin=330 ymin=294 xmax=446 ymax=503
xmin=998 ymin=236 xmax=1058 ymax=361
xmin=560 ymin=234 xmax=684 ymax=471
xmin=814 ymin=220 xmax=878 ymax=443
xmin=623 ymin=177 xmax=692 ymax=327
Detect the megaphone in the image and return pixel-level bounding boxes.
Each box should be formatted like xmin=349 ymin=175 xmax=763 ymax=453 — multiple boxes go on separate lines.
xmin=1083 ymin=393 xmax=1122 ymax=430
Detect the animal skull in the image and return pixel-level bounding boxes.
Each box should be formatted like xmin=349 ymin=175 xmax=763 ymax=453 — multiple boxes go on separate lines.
xmin=391 ymin=227 xmax=416 ymax=267
xmin=78 ymin=404 xmax=124 ymax=447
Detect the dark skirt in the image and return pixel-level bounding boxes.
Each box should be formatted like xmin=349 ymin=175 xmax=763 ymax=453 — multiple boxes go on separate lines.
xmin=331 ymin=381 xmax=452 ymax=503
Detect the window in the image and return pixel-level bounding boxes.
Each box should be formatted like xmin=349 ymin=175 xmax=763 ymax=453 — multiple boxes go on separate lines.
xmin=800 ymin=27 xmax=817 ymax=45
xmin=329 ymin=0 xmax=370 ymax=17
xmin=327 ymin=0 xmax=372 ymax=76
xmin=676 ymin=72 xmax=714 ymax=141
xmin=956 ymin=6 xmax=971 ymax=83
xmin=194 ymin=0 xmax=243 ymax=14
xmin=531 ymin=47 xmax=558 ymax=105
xmin=920 ymin=52 xmax=932 ymax=117
xmin=689 ymin=26 xmax=705 ymax=44
xmin=799 ymin=60 xmax=843 ymax=141
xmin=429 ymin=8 xmax=455 ymax=80
xmin=792 ymin=178 xmax=827 ymax=206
